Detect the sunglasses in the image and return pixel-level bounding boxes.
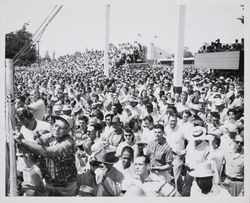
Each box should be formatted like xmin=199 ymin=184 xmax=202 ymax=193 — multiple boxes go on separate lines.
xmin=235 ymin=141 xmax=244 ymax=145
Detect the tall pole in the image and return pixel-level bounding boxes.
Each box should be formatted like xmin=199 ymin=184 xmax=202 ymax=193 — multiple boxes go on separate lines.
xmin=37 ymin=40 xmax=40 ymax=68
xmin=173 ymin=5 xmax=186 ymax=94
xmin=104 ymin=5 xmax=110 ymax=77
xmin=5 ymin=59 xmax=17 ymax=196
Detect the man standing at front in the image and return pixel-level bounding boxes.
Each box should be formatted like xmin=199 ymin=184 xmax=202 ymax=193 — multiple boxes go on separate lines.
xmin=14 ymin=115 xmax=78 ymax=196
xmin=127 ymin=155 xmax=175 ymax=197
xmin=223 ymin=134 xmax=244 ymax=196
xmin=144 ymin=124 xmax=173 ymax=183
xmin=165 ymin=114 xmax=187 ymax=186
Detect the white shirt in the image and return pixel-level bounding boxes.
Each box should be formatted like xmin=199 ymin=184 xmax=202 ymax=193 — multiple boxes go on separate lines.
xmin=29 ymin=99 xmax=46 ymax=121
xmin=20 ymin=120 xmax=52 ymax=141
xmin=178 ymin=120 xmax=194 ymax=141
xmin=185 ymin=140 xmax=211 ymax=170
xmin=113 ymin=160 xmax=134 ymax=191
xmin=207 ymin=148 xmax=225 ymax=184
xmin=165 ymin=125 xmax=186 ymax=153
xmin=141 ymin=128 xmax=155 ymax=144
xmin=220 ymin=134 xmax=235 ymax=154
xmin=175 ymin=102 xmax=189 ymax=114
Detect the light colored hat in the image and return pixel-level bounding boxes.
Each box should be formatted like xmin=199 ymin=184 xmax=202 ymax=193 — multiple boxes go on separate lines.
xmin=192 ymin=126 xmax=212 ymax=141
xmin=54 ymin=115 xmax=73 ymax=129
xmin=73 ymin=104 xmax=83 ymax=115
xmin=189 ymin=162 xmax=215 ymax=177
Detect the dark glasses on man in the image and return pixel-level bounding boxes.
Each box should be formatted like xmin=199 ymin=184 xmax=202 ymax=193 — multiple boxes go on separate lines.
xmin=124 ymin=134 xmax=132 ymax=137
xmin=235 ymin=141 xmax=244 ymax=145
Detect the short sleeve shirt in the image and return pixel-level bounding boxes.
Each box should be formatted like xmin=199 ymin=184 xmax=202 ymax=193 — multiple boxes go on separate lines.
xmin=145 ymin=137 xmax=173 ymax=167
xmin=39 ymin=134 xmax=77 ymax=186
xmin=224 ymin=150 xmax=244 ymax=179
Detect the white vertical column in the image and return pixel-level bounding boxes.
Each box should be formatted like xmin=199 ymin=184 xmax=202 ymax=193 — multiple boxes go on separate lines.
xmin=173 ymin=5 xmax=186 ymax=93
xmin=5 ymin=59 xmax=17 ymax=196
xmin=104 ymin=5 xmax=110 ymax=77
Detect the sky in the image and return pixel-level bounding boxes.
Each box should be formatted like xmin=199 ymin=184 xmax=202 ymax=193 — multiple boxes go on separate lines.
xmin=1 ymin=2 xmax=245 ymax=58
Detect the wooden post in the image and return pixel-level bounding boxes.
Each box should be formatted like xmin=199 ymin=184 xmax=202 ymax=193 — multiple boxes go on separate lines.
xmin=5 ymin=59 xmax=17 ymax=196
xmin=104 ymin=5 xmax=110 ymax=77
xmin=173 ymin=5 xmax=186 ymax=94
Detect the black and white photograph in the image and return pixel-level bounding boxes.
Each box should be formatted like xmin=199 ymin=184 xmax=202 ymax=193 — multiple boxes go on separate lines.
xmin=0 ymin=0 xmax=248 ymax=200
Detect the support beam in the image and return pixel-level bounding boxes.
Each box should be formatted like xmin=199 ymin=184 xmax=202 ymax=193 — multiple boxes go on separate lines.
xmin=5 ymin=59 xmax=17 ymax=196
xmin=104 ymin=5 xmax=110 ymax=77
xmin=173 ymin=5 xmax=186 ymax=94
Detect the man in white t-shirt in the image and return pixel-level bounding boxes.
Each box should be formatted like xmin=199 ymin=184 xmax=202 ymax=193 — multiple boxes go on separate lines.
xmin=165 ymin=114 xmax=186 ymax=185
xmin=140 ymin=115 xmax=155 ymax=144
xmin=28 ymin=89 xmax=46 ymax=121
xmin=16 ymin=108 xmax=52 ymax=196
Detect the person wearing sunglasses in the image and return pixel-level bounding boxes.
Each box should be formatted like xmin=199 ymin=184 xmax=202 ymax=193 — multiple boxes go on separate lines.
xmin=222 ymin=134 xmax=244 ymax=196
xmin=116 ymin=128 xmax=135 ymax=157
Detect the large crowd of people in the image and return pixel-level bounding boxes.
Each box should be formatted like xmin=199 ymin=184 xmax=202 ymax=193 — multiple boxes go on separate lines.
xmin=198 ymin=38 xmax=244 ymax=53
xmin=11 ymin=42 xmax=244 ymax=197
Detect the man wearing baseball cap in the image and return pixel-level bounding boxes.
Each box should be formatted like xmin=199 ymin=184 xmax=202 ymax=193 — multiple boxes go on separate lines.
xmin=14 ymin=114 xmax=78 ymax=196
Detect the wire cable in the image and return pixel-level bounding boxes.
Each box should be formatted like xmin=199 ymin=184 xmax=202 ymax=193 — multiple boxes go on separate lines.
xmin=13 ymin=5 xmax=62 ymax=64
xmin=13 ymin=5 xmax=58 ymax=61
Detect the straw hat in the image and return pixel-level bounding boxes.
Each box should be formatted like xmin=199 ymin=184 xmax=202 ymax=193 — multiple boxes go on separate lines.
xmin=189 ymin=162 xmax=215 ymax=177
xmin=192 ymin=126 xmax=212 ymax=141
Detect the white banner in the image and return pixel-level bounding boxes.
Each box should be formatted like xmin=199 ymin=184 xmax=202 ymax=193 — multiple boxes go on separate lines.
xmin=194 ymin=51 xmax=240 ymax=70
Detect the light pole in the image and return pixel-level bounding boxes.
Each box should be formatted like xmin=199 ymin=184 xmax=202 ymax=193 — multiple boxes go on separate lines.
xmin=37 ymin=40 xmax=40 ymax=68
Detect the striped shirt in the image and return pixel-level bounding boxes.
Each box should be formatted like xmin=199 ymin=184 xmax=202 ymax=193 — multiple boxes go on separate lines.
xmin=38 ymin=133 xmax=77 ymax=187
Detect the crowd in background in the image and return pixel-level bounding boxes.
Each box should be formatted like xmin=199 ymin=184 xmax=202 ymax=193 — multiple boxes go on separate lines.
xmin=198 ymin=38 xmax=244 ymax=53
xmin=11 ymin=41 xmax=244 ymax=197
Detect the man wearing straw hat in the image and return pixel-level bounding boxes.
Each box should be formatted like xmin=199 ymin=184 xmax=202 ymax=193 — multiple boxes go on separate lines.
xmin=185 ymin=126 xmax=213 ymax=171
